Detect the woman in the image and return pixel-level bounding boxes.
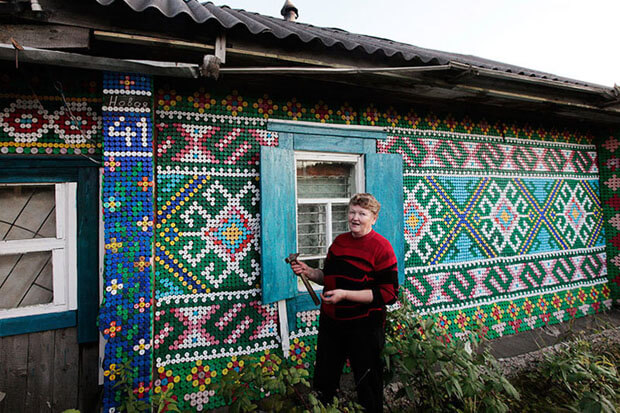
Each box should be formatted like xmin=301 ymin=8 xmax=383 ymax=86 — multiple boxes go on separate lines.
xmin=290 ymin=193 xmax=399 ymax=413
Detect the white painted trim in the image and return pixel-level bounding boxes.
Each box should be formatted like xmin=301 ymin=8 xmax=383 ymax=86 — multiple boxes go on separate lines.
xmin=56 ymin=183 xmax=66 ymax=240
xmin=65 ymin=183 xmax=78 ymax=311
xmin=293 ymin=151 xmax=364 ymax=293
xmin=278 ymin=300 xmax=290 ymax=358
xmin=0 ymin=302 xmax=74 ymax=319
xmin=325 ymin=201 xmax=333 ymax=247
xmin=356 ymin=155 xmax=365 ymax=193
xmin=0 ymin=238 xmax=65 ymax=255
xmin=269 ymin=118 xmax=386 ymax=133
xmin=298 ymin=198 xmax=349 ymax=204
xmin=295 ymin=151 xmax=363 ymax=162
xmin=52 ymin=248 xmax=66 ymax=306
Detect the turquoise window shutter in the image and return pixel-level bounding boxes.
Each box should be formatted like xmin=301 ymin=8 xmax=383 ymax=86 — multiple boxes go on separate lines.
xmin=365 ymin=153 xmax=405 ymax=284
xmin=260 ymin=146 xmax=298 ymax=304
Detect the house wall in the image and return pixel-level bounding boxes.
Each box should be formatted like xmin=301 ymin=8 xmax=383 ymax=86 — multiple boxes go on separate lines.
xmin=148 ymin=79 xmax=615 ymax=411
xmin=1 ymin=66 xmax=618 ymax=412
xmin=0 ymin=328 xmax=99 ymax=413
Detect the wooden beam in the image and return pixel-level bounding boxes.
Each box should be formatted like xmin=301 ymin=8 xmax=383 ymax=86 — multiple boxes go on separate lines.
xmin=0 ymin=25 xmax=90 ymax=49
xmin=93 ymin=30 xmax=214 ymax=52
xmin=0 ymin=43 xmax=201 ymax=78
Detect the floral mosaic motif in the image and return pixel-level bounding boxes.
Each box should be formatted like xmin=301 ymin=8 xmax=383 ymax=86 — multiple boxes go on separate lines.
xmin=100 ymin=72 xmax=154 ymax=412
xmin=152 ymin=85 xmax=595 ymax=143
xmin=429 ymin=284 xmax=612 ymax=340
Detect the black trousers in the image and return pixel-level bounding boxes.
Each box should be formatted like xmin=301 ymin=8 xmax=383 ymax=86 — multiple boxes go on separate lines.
xmin=313 ymin=314 xmax=385 ymax=413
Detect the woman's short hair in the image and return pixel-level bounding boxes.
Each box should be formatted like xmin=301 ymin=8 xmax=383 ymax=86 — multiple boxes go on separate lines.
xmin=349 ymin=193 xmax=381 ymax=216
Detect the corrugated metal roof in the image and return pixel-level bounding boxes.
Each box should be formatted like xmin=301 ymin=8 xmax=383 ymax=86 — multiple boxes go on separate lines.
xmin=95 ymin=0 xmax=592 ymax=86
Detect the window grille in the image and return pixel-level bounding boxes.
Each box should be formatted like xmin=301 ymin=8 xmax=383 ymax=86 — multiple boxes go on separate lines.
xmin=295 ymin=152 xmax=363 ymax=288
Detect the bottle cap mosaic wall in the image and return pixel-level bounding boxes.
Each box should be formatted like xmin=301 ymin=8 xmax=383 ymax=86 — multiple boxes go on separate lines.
xmin=150 ymin=84 xmax=613 ymax=411
xmin=1 ymin=66 xmax=614 ymax=412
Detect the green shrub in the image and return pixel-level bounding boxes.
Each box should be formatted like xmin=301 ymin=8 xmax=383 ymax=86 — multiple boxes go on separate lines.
xmin=383 ymin=298 xmax=520 ymax=413
xmin=510 ymin=334 xmax=620 ymax=413
xmin=213 ymin=353 xmax=363 ymax=412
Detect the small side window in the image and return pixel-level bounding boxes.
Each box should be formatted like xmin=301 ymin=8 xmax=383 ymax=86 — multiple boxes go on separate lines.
xmin=0 ymin=182 xmax=78 ymax=319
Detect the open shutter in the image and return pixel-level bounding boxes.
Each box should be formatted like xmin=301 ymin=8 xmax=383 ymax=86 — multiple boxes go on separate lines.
xmin=365 ymin=153 xmax=405 ymax=284
xmin=260 ymin=146 xmax=298 ymax=304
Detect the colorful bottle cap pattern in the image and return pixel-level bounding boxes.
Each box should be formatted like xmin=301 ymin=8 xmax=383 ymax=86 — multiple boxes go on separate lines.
xmin=0 ymin=68 xmax=617 ymax=412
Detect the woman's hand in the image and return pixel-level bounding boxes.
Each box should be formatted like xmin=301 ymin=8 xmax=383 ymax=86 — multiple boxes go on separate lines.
xmin=321 ymin=289 xmax=348 ymax=304
xmin=322 ymin=289 xmax=373 ymax=304
xmin=290 ymin=260 xmax=310 ymax=277
xmin=289 ymin=260 xmax=324 ymax=284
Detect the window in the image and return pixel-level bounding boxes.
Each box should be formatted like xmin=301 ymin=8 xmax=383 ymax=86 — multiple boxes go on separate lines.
xmin=260 ymin=120 xmax=404 ymax=334
xmin=0 ymin=160 xmax=99 ymax=341
xmin=0 ymin=183 xmax=77 ymax=318
xmin=295 ymin=152 xmax=363 ymax=277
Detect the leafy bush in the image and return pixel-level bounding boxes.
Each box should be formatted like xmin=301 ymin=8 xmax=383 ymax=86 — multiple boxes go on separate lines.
xmin=213 ymin=353 xmax=363 ymax=413
xmin=111 ymin=360 xmax=185 ymax=413
xmin=382 ymin=298 xmax=520 ymax=413
xmin=510 ymin=334 xmax=620 ymax=413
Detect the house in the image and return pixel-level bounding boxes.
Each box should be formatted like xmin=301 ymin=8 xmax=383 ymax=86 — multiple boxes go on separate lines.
xmin=0 ymin=0 xmax=619 ymax=411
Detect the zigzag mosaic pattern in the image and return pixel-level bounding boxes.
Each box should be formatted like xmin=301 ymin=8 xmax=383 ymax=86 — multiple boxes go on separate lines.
xmin=404 ymin=176 xmax=604 ymax=266
xmin=379 ymin=134 xmax=598 ymax=177
xmin=405 ymin=249 xmax=607 ymax=307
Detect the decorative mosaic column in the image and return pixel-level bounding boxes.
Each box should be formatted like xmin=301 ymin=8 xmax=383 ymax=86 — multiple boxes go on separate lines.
xmin=100 ymin=72 xmax=154 ymax=411
xmin=599 ymin=133 xmax=620 ymax=305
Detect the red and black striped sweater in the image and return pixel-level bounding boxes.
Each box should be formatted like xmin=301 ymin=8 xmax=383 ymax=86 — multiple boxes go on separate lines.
xmin=321 ymin=230 xmax=399 ymax=321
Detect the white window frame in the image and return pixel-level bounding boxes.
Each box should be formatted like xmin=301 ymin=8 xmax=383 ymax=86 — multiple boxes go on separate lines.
xmin=0 ymin=182 xmax=78 ymax=319
xmin=294 ymin=151 xmax=364 ymax=290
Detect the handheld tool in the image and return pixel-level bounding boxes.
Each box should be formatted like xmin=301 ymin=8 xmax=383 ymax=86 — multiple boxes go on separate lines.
xmin=285 ymin=253 xmax=320 ymax=306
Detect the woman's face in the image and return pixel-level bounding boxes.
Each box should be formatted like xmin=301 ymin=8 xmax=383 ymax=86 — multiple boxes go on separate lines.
xmin=348 ymin=204 xmax=377 ymax=238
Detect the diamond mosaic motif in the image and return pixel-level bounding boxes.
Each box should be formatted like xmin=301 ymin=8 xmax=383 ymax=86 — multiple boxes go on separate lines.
xmin=493 ymin=200 xmax=517 ymax=233
xmin=207 ymin=206 xmax=254 ymax=261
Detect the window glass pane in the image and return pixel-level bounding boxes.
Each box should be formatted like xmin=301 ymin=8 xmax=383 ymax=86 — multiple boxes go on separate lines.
xmin=297 ymin=204 xmax=326 ymax=256
xmin=296 ymin=161 xmax=355 ymax=199
xmin=0 ymin=251 xmax=53 ymax=309
xmin=0 ymin=185 xmax=56 ymax=240
xmin=332 ymin=204 xmax=349 ymax=241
